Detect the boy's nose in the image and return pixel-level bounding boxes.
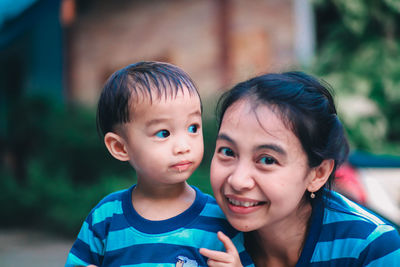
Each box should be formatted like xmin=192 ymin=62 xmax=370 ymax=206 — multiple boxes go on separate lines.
xmin=173 ymin=138 xmax=190 ymax=155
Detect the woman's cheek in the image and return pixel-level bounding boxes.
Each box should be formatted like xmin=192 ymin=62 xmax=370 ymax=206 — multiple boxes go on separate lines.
xmin=210 ymin=158 xmax=224 ymax=194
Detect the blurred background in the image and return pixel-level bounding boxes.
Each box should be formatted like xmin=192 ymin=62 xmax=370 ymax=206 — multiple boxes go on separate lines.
xmin=1 ymin=0 xmax=400 ymax=265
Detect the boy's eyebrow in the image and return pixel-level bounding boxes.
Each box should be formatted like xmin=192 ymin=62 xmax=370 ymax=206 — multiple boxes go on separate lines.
xmin=145 ymin=110 xmax=202 ymax=127
xmin=189 ymin=110 xmax=202 ymax=117
xmin=145 ymin=118 xmax=168 ymax=127
xmin=217 ymin=133 xmax=286 ymax=155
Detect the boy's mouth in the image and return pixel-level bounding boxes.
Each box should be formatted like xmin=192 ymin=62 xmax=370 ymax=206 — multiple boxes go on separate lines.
xmin=170 ymin=161 xmax=192 ymax=172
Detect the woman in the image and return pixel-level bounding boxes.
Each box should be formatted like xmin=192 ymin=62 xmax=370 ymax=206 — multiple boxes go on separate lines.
xmin=200 ymin=72 xmax=400 ymax=266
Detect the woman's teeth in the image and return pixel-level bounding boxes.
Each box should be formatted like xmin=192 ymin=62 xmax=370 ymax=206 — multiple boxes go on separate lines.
xmin=228 ymin=198 xmax=259 ymax=207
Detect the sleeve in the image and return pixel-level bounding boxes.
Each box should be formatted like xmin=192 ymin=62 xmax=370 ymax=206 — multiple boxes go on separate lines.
xmin=357 ymin=225 xmax=400 ymax=266
xmin=232 ymin=233 xmax=255 ymax=267
xmin=65 ymin=214 xmax=105 ymax=267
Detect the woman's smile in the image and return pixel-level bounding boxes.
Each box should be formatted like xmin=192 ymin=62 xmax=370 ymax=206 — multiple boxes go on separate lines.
xmin=225 ymin=195 xmax=267 ymax=214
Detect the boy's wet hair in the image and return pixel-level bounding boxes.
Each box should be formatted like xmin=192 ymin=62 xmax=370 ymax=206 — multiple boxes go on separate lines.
xmin=216 ymin=71 xmax=349 ymax=198
xmin=96 ymin=61 xmax=201 ymax=136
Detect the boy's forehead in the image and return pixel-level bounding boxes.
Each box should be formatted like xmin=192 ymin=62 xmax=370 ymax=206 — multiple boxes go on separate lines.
xmin=130 ymin=83 xmax=198 ymax=103
xmin=129 ymin=90 xmax=201 ymax=116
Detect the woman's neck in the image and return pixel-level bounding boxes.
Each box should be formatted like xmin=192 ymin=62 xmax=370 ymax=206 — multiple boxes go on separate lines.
xmin=246 ymin=201 xmax=312 ymax=267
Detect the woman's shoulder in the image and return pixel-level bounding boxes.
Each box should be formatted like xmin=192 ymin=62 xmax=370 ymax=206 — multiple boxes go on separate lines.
xmin=323 ymin=190 xmax=395 ymax=229
xmin=313 ymin=190 xmax=400 ymax=264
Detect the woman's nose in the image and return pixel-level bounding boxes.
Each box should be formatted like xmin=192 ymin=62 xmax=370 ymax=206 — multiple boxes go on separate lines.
xmin=227 ymin=162 xmax=255 ymax=191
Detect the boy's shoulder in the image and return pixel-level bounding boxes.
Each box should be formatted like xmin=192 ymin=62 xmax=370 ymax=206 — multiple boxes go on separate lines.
xmin=192 ymin=187 xmax=225 ymax=217
xmin=191 ymin=186 xmax=241 ymax=239
xmin=95 ymin=187 xmax=130 ymax=207
xmin=197 ymin=189 xmax=217 ymax=204
xmin=87 ymin=186 xmax=132 ymax=223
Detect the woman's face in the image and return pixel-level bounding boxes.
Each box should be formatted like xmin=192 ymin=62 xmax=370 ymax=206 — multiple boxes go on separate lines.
xmin=210 ymin=99 xmax=315 ymax=232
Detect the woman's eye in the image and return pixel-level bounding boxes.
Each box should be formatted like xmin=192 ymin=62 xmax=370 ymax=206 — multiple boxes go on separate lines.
xmin=218 ymin=147 xmax=235 ymax=157
xmin=258 ymin=156 xmax=276 ymax=165
xmin=155 ymin=130 xmax=170 ymax=138
xmin=188 ymin=124 xmax=198 ymax=133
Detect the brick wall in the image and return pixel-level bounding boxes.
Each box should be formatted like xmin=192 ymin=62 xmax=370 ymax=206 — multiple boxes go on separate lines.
xmin=67 ymin=0 xmax=295 ymax=105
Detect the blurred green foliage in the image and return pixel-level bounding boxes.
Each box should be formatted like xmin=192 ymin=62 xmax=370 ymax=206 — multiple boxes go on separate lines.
xmin=312 ymin=0 xmax=400 ymax=154
xmin=0 ymin=96 xmax=216 ymax=237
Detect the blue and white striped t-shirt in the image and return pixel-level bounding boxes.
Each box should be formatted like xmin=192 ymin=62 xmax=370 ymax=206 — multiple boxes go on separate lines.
xmin=65 ymin=185 xmax=254 ymax=267
xmin=297 ymin=189 xmax=400 ymax=266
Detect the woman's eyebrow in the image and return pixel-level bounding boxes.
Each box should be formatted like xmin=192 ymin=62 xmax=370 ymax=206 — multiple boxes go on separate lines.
xmin=216 ymin=133 xmax=235 ymax=144
xmin=257 ymin=144 xmax=286 ymax=156
xmin=217 ymin=133 xmax=286 ymax=156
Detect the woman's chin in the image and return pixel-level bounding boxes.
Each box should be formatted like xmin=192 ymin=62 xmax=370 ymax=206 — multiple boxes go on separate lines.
xmin=223 ymin=214 xmax=258 ymax=232
xmin=230 ymin=220 xmax=256 ymax=232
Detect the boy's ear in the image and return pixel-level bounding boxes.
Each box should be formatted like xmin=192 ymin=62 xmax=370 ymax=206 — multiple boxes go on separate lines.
xmin=307 ymin=159 xmax=334 ymax=193
xmin=104 ymin=132 xmax=130 ymax=162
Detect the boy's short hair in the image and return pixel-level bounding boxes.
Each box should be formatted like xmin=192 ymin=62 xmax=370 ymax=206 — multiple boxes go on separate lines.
xmin=96 ymin=61 xmax=201 ymax=136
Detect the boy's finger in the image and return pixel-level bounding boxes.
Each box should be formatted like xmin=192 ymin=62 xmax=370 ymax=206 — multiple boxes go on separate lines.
xmin=207 ymin=259 xmax=233 ymax=267
xmin=199 ymin=248 xmax=231 ymax=262
xmin=217 ymin=231 xmax=239 ymax=256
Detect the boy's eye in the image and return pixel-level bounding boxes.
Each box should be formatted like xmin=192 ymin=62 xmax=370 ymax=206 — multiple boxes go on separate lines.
xmin=218 ymin=147 xmax=235 ymax=157
xmin=155 ymin=130 xmax=170 ymax=138
xmin=188 ymin=124 xmax=198 ymax=133
xmin=258 ymin=156 xmax=276 ymax=165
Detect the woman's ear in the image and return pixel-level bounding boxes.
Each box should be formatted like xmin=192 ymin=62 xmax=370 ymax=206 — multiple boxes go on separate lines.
xmin=307 ymin=159 xmax=334 ymax=193
xmin=104 ymin=132 xmax=130 ymax=161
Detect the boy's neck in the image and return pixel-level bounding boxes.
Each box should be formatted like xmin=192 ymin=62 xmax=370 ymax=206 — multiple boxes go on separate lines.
xmin=131 ymin=182 xmax=196 ymax=221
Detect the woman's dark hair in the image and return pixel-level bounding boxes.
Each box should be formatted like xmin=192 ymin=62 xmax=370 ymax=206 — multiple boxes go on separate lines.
xmin=216 ymin=72 xmax=349 ymax=196
xmin=96 ymin=61 xmax=201 ymax=136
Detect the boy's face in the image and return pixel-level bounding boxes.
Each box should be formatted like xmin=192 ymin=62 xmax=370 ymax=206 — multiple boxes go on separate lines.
xmin=120 ymin=89 xmax=203 ymax=186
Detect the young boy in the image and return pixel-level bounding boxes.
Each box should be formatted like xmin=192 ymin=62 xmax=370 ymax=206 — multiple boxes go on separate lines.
xmin=65 ymin=61 xmax=253 ymax=267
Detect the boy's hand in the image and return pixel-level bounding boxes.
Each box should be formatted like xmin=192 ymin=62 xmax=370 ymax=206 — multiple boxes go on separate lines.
xmin=199 ymin=231 xmax=243 ymax=267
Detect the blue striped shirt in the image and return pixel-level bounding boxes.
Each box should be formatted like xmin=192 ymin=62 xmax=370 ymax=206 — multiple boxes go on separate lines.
xmin=297 ymin=189 xmax=400 ymax=266
xmin=65 ymin=185 xmax=254 ymax=267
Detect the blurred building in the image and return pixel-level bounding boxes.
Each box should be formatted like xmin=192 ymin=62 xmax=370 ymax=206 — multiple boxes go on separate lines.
xmin=0 ymin=0 xmax=315 ymax=106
